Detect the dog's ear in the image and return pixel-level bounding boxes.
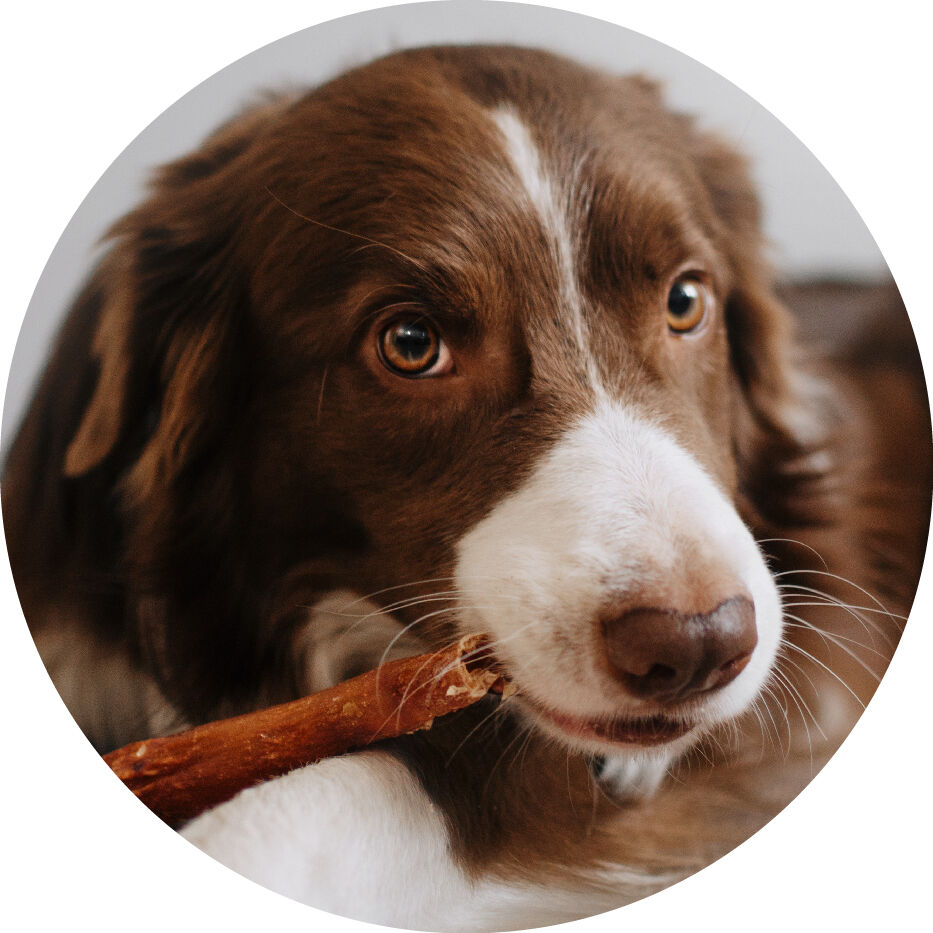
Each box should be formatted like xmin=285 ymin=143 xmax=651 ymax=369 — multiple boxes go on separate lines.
xmin=689 ymin=136 xmax=794 ymax=417
xmin=62 ymin=252 xmax=136 ymax=477
xmin=689 ymin=131 xmax=835 ymax=525
xmin=53 ymin=95 xmax=303 ymax=715
xmin=64 ymin=95 xmax=294 ymax=481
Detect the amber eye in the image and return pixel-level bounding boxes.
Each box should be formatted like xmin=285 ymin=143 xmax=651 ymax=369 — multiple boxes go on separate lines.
xmin=378 ymin=319 xmax=451 ymax=377
xmin=666 ymin=276 xmax=712 ymax=333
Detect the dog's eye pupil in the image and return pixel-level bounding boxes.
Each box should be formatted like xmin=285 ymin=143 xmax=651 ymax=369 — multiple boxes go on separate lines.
xmin=668 ymin=281 xmax=697 ymax=317
xmin=666 ymin=277 xmax=709 ymax=333
xmin=379 ymin=320 xmax=441 ymax=375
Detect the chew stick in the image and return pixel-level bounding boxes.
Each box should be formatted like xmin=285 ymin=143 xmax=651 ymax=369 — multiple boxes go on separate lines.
xmin=103 ymin=634 xmax=506 ymax=827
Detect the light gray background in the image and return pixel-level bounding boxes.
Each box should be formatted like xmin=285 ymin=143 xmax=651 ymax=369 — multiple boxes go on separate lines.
xmin=2 ymin=0 xmax=887 ymax=444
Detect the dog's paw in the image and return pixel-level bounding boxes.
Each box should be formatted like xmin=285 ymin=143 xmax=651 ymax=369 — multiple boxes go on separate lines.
xmin=181 ymin=749 xmax=471 ymax=927
xmin=592 ymin=753 xmax=671 ymax=802
xmin=292 ymin=589 xmax=427 ymax=691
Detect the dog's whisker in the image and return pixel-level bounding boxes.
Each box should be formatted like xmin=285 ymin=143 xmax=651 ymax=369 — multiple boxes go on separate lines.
xmin=349 ymin=281 xmax=419 ymax=314
xmin=781 ymin=614 xmax=888 ymax=684
xmin=316 ymin=365 xmax=328 ymax=424
xmin=760 ymin=678 xmax=793 ymax=748
xmin=767 ymin=670 xmax=814 ymax=767
xmin=772 ymin=568 xmax=893 ymax=616
xmin=780 ymin=644 xmax=865 ymax=741
xmin=778 ymin=582 xmax=905 ymax=628
xmin=482 ymin=719 xmax=534 ymax=803
xmin=443 ymin=695 xmax=516 ymax=767
xmin=564 ymin=744 xmax=575 ymax=816
xmin=770 ymin=660 xmax=825 ymax=749
xmin=373 ymin=627 xmax=464 ymax=734
xmin=777 ymin=583 xmax=905 ymax=615
xmin=756 ymin=536 xmax=830 ymax=569
xmin=781 ymin=618 xmax=890 ymax=661
xmin=374 ymin=603 xmax=523 ymax=729
xmin=744 ymin=696 xmax=770 ymax=756
xmin=780 ymin=597 xmax=906 ymax=623
xmin=326 ymin=591 xmax=526 ymax=657
xmin=265 ymin=185 xmax=427 ymax=272
xmin=754 ymin=686 xmax=788 ymax=758
xmin=334 ymin=577 xmax=504 ymax=616
xmin=330 ymin=587 xmax=526 ymax=640
xmin=769 ymin=680 xmax=817 ymax=761
xmin=417 ymin=614 xmax=549 ymax=689
xmin=515 ymin=722 xmax=538 ymax=784
xmin=321 ymin=595 xmax=462 ymax=652
xmin=375 ymin=589 xmax=527 ymax=617
xmin=458 ymin=616 xmax=544 ymax=659
xmin=780 ymin=598 xmax=901 ymax=654
xmin=774 ymin=645 xmax=821 ymax=697
xmin=337 ymin=578 xmax=464 ymax=610
xmin=367 ymin=592 xmax=464 ymax=618
xmin=777 ymin=583 xmax=900 ymax=649
xmin=337 ymin=591 xmax=463 ymax=624
xmin=372 ymin=610 xmax=457 ymax=685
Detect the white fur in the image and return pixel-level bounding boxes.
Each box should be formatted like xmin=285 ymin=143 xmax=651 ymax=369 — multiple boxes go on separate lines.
xmin=595 ymin=753 xmax=672 ymax=802
xmin=291 ymin=589 xmax=427 ymax=692
xmin=182 ymin=749 xmax=667 ymax=931
xmin=492 ymin=107 xmax=605 ymax=395
xmin=456 ymin=401 xmax=783 ymax=778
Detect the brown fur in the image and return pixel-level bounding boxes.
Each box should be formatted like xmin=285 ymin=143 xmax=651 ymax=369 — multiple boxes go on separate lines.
xmin=3 ymin=46 xmax=930 ymax=899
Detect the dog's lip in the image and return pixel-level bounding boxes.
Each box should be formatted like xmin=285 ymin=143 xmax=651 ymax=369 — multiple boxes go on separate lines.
xmin=522 ymin=699 xmax=696 ymax=747
xmin=471 ymin=647 xmax=696 ymax=747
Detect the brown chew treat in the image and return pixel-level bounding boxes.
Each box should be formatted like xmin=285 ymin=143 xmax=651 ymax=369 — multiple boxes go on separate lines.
xmin=104 ymin=634 xmax=509 ymax=827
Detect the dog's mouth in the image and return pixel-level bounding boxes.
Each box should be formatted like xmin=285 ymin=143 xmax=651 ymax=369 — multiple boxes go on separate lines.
xmin=521 ymin=698 xmax=696 ymax=748
xmin=464 ymin=644 xmax=698 ymax=748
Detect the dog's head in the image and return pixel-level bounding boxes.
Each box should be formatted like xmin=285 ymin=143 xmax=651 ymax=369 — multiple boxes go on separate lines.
xmin=63 ymin=47 xmax=812 ymax=770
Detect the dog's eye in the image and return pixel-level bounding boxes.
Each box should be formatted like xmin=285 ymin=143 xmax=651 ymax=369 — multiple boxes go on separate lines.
xmin=378 ymin=319 xmax=452 ymax=377
xmin=666 ymin=276 xmax=711 ymax=333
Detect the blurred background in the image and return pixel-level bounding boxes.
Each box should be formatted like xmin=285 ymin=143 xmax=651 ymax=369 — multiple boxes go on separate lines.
xmin=2 ymin=0 xmax=888 ymax=444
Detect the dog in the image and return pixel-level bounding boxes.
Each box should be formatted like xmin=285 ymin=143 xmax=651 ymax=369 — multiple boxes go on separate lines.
xmin=3 ymin=45 xmax=930 ymax=929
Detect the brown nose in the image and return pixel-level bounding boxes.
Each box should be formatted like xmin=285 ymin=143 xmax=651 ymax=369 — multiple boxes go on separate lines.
xmin=602 ymin=596 xmax=757 ymax=704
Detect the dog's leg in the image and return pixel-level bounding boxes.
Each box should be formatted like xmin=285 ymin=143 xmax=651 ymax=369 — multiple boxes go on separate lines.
xmin=291 ymin=589 xmax=428 ymax=691
xmin=180 ymin=748 xmax=645 ymax=930
xmin=181 ymin=749 xmax=476 ymax=928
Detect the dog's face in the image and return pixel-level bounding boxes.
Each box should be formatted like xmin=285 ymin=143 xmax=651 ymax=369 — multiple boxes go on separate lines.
xmin=64 ymin=47 xmax=797 ymax=768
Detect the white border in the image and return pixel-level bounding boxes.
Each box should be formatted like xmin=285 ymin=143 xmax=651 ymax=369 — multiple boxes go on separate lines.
xmin=1 ymin=3 xmax=928 ymax=931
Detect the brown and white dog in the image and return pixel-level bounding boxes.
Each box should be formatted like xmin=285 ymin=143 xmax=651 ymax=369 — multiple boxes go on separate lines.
xmin=3 ymin=46 xmax=930 ymax=929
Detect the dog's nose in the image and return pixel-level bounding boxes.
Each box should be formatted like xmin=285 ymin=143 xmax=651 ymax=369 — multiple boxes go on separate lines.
xmin=602 ymin=596 xmax=757 ymax=704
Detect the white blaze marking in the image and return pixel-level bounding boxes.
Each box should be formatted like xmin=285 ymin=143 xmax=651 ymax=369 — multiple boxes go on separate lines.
xmin=491 ymin=106 xmax=605 ymax=395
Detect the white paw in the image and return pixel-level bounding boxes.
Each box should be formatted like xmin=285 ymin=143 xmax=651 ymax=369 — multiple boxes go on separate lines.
xmin=181 ymin=750 xmax=473 ymax=928
xmin=292 ymin=589 xmax=427 ymax=691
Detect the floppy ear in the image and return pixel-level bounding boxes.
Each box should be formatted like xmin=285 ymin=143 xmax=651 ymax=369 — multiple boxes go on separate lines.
xmin=62 ymin=253 xmax=136 ymax=476
xmin=64 ymin=94 xmax=295 ymax=482
xmin=39 ymin=94 xmax=305 ymax=717
xmin=689 ymin=131 xmax=837 ymax=527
